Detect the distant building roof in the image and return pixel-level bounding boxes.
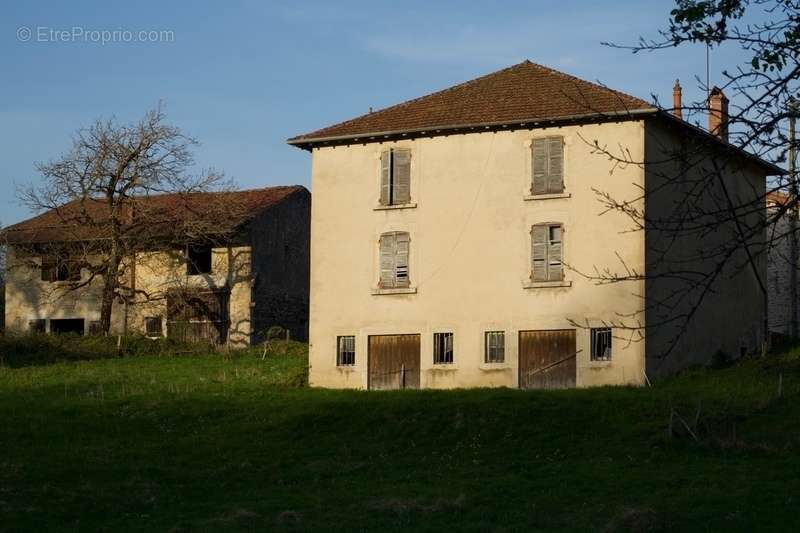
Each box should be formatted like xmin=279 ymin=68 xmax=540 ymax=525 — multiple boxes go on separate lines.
xmin=2 ymin=185 xmax=307 ymax=245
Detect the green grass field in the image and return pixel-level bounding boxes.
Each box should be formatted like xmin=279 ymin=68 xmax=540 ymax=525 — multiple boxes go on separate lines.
xmin=1 ymin=338 xmax=799 ymax=532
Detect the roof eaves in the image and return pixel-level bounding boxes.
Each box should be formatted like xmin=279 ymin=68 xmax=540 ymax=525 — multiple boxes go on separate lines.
xmin=287 ymin=107 xmax=660 ymax=149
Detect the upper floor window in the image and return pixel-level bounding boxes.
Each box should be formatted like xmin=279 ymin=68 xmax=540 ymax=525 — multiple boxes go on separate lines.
xmin=187 ymin=244 xmax=212 ymax=275
xmin=379 ymin=231 xmax=410 ymax=288
xmin=531 ymin=224 xmax=563 ymax=282
xmin=380 ymin=148 xmax=411 ymax=206
xmin=41 ymin=256 xmax=81 ymax=282
xmin=531 ymin=136 xmax=564 ymax=195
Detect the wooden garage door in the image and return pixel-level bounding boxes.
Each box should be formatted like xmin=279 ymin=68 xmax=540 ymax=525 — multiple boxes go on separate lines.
xmin=368 ymin=334 xmax=420 ymax=390
xmin=519 ymin=329 xmax=576 ymax=389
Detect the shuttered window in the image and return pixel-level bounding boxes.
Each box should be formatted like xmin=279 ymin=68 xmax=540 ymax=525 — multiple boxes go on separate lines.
xmin=485 ymin=331 xmax=505 ymax=363
xmin=531 ymin=224 xmax=564 ymax=281
xmin=380 ymin=148 xmax=411 ymax=205
xmin=531 ymin=136 xmax=564 ymax=195
xmin=379 ymin=232 xmax=410 ymax=288
xmin=337 ymin=335 xmax=356 ymax=366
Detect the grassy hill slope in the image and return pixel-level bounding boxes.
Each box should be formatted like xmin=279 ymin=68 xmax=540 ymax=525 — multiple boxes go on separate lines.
xmin=0 ymin=339 xmax=799 ymax=532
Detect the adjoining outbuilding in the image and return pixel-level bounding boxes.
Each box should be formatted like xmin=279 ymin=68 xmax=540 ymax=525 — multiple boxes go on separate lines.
xmin=2 ymin=186 xmax=310 ymax=346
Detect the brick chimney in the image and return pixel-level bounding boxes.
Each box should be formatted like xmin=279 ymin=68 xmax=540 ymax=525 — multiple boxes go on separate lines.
xmin=672 ymin=79 xmax=682 ymax=120
xmin=708 ymin=86 xmax=729 ymax=142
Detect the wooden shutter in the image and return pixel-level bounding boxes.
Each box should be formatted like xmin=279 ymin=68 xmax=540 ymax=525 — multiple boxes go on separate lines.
xmin=393 ymin=149 xmax=411 ymax=204
xmin=548 ymin=226 xmax=563 ymax=281
xmin=532 ymin=139 xmax=547 ymax=195
xmin=380 ymin=151 xmax=391 ymax=205
xmin=547 ymin=137 xmax=564 ymax=193
xmin=531 ymin=225 xmax=548 ymax=281
xmin=395 ymin=232 xmax=410 ymax=287
xmin=379 ymin=233 xmax=396 ymax=287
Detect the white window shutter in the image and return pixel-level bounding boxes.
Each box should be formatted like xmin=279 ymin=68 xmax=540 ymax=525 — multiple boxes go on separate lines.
xmin=379 ymin=233 xmax=396 ymax=287
xmin=380 ymin=151 xmax=391 ymax=205
xmin=547 ymin=137 xmax=564 ymax=193
xmin=393 ymin=149 xmax=411 ymax=204
xmin=395 ymin=232 xmax=410 ymax=287
xmin=532 ymin=139 xmax=547 ymax=195
xmin=531 ymin=225 xmax=548 ymax=281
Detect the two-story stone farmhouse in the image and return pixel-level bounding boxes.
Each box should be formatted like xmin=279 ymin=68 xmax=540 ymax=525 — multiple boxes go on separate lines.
xmin=289 ymin=60 xmax=781 ymax=389
xmin=2 ymin=186 xmax=310 ymax=345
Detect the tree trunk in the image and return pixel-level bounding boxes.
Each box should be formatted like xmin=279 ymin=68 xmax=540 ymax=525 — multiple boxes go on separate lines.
xmin=99 ymin=255 xmax=120 ymax=334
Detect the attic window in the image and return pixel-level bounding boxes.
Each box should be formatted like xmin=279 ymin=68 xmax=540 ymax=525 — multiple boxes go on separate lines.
xmin=187 ymin=245 xmax=212 ymax=275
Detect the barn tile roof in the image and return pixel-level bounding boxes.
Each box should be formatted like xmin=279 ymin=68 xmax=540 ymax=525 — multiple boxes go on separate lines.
xmin=2 ymin=185 xmax=307 ymax=245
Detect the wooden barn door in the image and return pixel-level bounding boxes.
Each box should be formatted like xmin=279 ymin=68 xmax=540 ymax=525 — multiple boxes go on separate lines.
xmin=519 ymin=329 xmax=576 ymax=389
xmin=368 ymin=334 xmax=420 ymax=390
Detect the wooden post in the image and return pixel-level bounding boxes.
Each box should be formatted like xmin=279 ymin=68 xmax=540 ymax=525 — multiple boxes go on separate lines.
xmin=401 ymin=364 xmax=406 ymax=389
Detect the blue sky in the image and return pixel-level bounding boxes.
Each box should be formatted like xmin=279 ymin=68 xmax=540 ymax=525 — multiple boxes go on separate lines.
xmin=1 ymin=1 xmax=754 ymax=225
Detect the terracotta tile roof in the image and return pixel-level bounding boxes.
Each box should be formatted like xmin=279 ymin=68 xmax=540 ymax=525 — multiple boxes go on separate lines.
xmin=288 ymin=60 xmax=654 ymax=146
xmin=2 ymin=185 xmax=307 ymax=245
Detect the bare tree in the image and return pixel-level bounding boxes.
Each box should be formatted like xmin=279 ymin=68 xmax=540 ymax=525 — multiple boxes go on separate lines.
xmin=565 ymin=0 xmax=798 ymax=359
xmin=13 ymin=106 xmax=247 ymax=334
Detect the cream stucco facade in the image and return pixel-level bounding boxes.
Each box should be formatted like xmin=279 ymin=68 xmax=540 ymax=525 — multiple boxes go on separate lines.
xmin=309 ymin=121 xmax=652 ymax=389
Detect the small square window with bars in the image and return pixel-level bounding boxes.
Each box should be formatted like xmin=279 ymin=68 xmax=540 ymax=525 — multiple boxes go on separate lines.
xmin=145 ymin=316 xmax=163 ymax=338
xmin=485 ymin=331 xmax=505 ymax=363
xmin=29 ymin=319 xmax=46 ymax=334
xmin=591 ymin=327 xmax=612 ymax=361
xmin=433 ymin=332 xmax=454 ymax=364
xmin=337 ymin=336 xmax=356 ymax=366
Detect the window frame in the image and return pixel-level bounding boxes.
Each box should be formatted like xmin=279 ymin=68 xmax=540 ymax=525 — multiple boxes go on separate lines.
xmin=336 ymin=335 xmax=356 ymax=366
xmin=484 ymin=331 xmax=506 ymax=363
xmin=145 ymin=316 xmax=164 ymax=338
xmin=590 ymin=327 xmax=613 ymax=361
xmin=29 ymin=319 xmax=46 ymax=334
xmin=433 ymin=332 xmax=454 ymax=365
xmin=531 ymin=135 xmax=565 ymax=196
xmin=378 ymin=231 xmax=411 ymax=289
xmin=531 ymin=223 xmax=564 ymax=282
xmin=379 ymin=148 xmax=412 ymax=207
xmin=186 ymin=244 xmax=213 ymax=276
xmin=41 ymin=256 xmax=82 ymax=283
